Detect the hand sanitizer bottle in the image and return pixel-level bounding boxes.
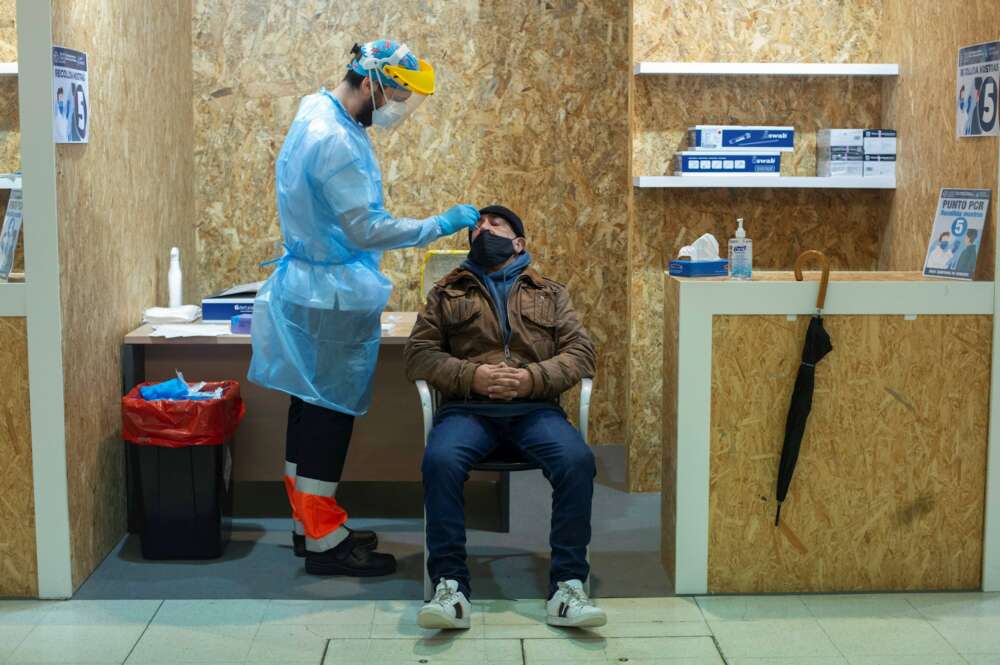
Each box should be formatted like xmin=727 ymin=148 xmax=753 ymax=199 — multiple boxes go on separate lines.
xmin=728 ymin=218 xmax=752 ymax=280
xmin=168 ymin=247 xmax=183 ymax=307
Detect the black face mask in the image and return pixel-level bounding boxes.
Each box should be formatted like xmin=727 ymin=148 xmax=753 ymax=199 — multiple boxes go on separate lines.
xmin=469 ymin=231 xmax=517 ymax=268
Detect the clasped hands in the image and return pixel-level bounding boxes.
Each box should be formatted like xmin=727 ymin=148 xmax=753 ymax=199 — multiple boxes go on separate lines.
xmin=472 ymin=364 xmax=533 ymax=400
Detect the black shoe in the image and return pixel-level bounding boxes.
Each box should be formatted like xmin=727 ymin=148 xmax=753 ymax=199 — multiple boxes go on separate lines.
xmin=345 ymin=527 xmax=378 ymax=551
xmin=293 ymin=528 xmax=377 ymax=558
xmin=305 ymin=533 xmax=396 ymax=577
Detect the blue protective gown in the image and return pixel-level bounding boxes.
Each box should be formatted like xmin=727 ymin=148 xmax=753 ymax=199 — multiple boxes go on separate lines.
xmin=248 ymin=90 xmax=447 ymax=415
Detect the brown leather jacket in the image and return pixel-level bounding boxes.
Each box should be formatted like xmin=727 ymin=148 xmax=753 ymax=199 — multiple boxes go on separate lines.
xmin=404 ymin=266 xmax=596 ymax=403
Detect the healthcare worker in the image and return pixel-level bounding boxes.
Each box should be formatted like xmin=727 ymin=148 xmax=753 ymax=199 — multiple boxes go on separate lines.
xmin=249 ymin=39 xmax=479 ymax=577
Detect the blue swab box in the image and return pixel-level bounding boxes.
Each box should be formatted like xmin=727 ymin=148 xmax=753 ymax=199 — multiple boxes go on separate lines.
xmin=201 ymin=281 xmax=262 ymax=322
xmin=674 ymin=151 xmax=781 ymax=175
xmin=688 ymin=125 xmax=795 ymax=152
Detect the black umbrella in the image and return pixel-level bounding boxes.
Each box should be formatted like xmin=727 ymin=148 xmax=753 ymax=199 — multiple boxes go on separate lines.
xmin=775 ymin=250 xmax=833 ymax=526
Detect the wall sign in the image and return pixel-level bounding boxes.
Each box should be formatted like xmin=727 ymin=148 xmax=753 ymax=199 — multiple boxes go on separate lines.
xmin=53 ymin=46 xmax=89 ymax=144
xmin=923 ymin=188 xmax=992 ymax=280
xmin=957 ymin=41 xmax=999 ymax=138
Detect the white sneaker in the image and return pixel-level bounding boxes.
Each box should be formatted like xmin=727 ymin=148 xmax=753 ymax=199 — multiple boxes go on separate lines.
xmin=418 ymin=579 xmax=471 ymax=630
xmin=546 ymin=579 xmax=607 ymax=628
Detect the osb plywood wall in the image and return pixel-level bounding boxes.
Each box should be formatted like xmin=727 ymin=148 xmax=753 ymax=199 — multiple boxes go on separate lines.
xmin=708 ymin=314 xmax=990 ymax=592
xmin=633 ymin=0 xmax=882 ymax=63
xmin=0 ymin=0 xmax=13 ymax=62
xmin=0 ymin=318 xmax=37 ymax=598
xmin=628 ymin=0 xmax=887 ymax=491
xmin=52 ymin=0 xmax=196 ymax=589
xmin=0 ymin=74 xmax=17 ymax=173
xmin=879 ymin=0 xmax=1000 ymax=279
xmin=192 ymin=0 xmax=629 ymax=443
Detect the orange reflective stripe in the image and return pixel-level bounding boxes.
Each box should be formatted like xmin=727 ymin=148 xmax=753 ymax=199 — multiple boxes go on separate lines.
xmin=283 ymin=475 xmax=299 ymax=521
xmin=293 ymin=491 xmax=348 ymax=540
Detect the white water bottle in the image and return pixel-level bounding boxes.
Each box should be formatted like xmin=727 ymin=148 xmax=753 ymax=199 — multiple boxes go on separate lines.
xmin=168 ymin=247 xmax=183 ymax=307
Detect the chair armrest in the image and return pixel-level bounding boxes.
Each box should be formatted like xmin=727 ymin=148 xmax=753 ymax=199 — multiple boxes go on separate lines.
xmin=415 ymin=380 xmax=435 ymax=446
xmin=579 ymin=377 xmax=593 ymax=445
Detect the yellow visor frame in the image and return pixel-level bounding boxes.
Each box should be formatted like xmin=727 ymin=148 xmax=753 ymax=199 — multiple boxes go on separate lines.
xmin=383 ymin=58 xmax=435 ymax=96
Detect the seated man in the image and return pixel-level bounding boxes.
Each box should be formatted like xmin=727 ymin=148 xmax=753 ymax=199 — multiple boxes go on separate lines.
xmin=405 ymin=205 xmax=605 ymax=630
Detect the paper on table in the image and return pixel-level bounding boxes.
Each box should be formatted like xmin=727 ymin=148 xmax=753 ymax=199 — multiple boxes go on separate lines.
xmin=143 ymin=305 xmax=201 ymax=324
xmin=150 ymin=323 xmax=233 ymax=338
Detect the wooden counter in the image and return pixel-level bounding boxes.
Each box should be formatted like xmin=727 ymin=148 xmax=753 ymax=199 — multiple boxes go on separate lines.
xmin=123 ymin=312 xmax=417 ymax=345
xmin=123 ymin=313 xmax=423 ymax=483
xmin=662 ymin=271 xmax=996 ymax=594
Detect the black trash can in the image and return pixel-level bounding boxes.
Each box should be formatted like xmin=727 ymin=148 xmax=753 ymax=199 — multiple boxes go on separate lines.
xmin=130 ymin=441 xmax=233 ymax=559
xmin=122 ymin=380 xmax=244 ymax=560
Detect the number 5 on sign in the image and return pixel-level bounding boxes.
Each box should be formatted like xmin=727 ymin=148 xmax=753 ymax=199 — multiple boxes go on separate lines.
xmin=52 ymin=46 xmax=89 ymax=144
xmin=977 ymin=76 xmax=998 ymax=135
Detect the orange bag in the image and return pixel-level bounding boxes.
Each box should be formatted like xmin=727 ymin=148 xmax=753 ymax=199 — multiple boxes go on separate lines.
xmin=122 ymin=381 xmax=245 ymax=448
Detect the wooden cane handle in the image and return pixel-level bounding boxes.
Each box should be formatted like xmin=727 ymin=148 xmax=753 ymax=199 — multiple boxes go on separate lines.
xmin=794 ymin=250 xmax=831 ymax=310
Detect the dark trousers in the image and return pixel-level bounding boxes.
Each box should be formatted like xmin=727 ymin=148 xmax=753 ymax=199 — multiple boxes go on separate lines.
xmin=285 ymin=396 xmax=355 ymax=551
xmin=422 ymin=408 xmax=595 ymax=599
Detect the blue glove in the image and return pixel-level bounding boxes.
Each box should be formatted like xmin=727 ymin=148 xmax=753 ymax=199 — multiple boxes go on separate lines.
xmin=438 ymin=204 xmax=479 ymax=236
xmin=139 ymin=376 xmax=190 ymax=401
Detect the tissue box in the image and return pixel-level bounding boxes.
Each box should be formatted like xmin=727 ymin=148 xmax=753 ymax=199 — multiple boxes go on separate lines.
xmin=669 ymin=259 xmax=729 ymax=277
xmin=687 ymin=125 xmax=795 ymax=152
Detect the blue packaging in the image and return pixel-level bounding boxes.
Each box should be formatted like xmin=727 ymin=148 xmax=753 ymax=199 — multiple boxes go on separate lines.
xmin=669 ymin=259 xmax=729 ymax=277
xmin=675 ymin=151 xmax=781 ymax=175
xmin=230 ymin=313 xmax=252 ymax=334
xmin=201 ymin=281 xmax=261 ymax=321
xmin=202 ymin=298 xmax=254 ymax=321
xmin=688 ymin=125 xmax=795 ymax=152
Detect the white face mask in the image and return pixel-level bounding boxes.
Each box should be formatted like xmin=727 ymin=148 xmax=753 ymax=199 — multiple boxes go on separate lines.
xmin=372 ymin=100 xmax=410 ymax=129
xmin=368 ymin=74 xmax=419 ymax=130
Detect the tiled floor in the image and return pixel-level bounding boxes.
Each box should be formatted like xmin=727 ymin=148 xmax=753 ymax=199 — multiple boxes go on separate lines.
xmin=77 ymin=447 xmax=671 ymax=602
xmin=0 ymin=593 xmax=998 ymax=664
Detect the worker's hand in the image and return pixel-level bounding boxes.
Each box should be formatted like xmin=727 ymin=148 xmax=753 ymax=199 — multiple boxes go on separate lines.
xmin=487 ymin=367 xmax=533 ymax=401
xmin=438 ymin=204 xmax=479 ymax=236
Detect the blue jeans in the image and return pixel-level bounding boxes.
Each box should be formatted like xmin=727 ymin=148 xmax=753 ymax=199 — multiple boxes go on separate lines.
xmin=422 ymin=408 xmax=595 ymax=599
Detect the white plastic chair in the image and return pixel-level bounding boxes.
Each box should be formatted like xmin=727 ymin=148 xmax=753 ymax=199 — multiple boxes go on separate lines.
xmin=417 ymin=378 xmax=593 ymax=600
